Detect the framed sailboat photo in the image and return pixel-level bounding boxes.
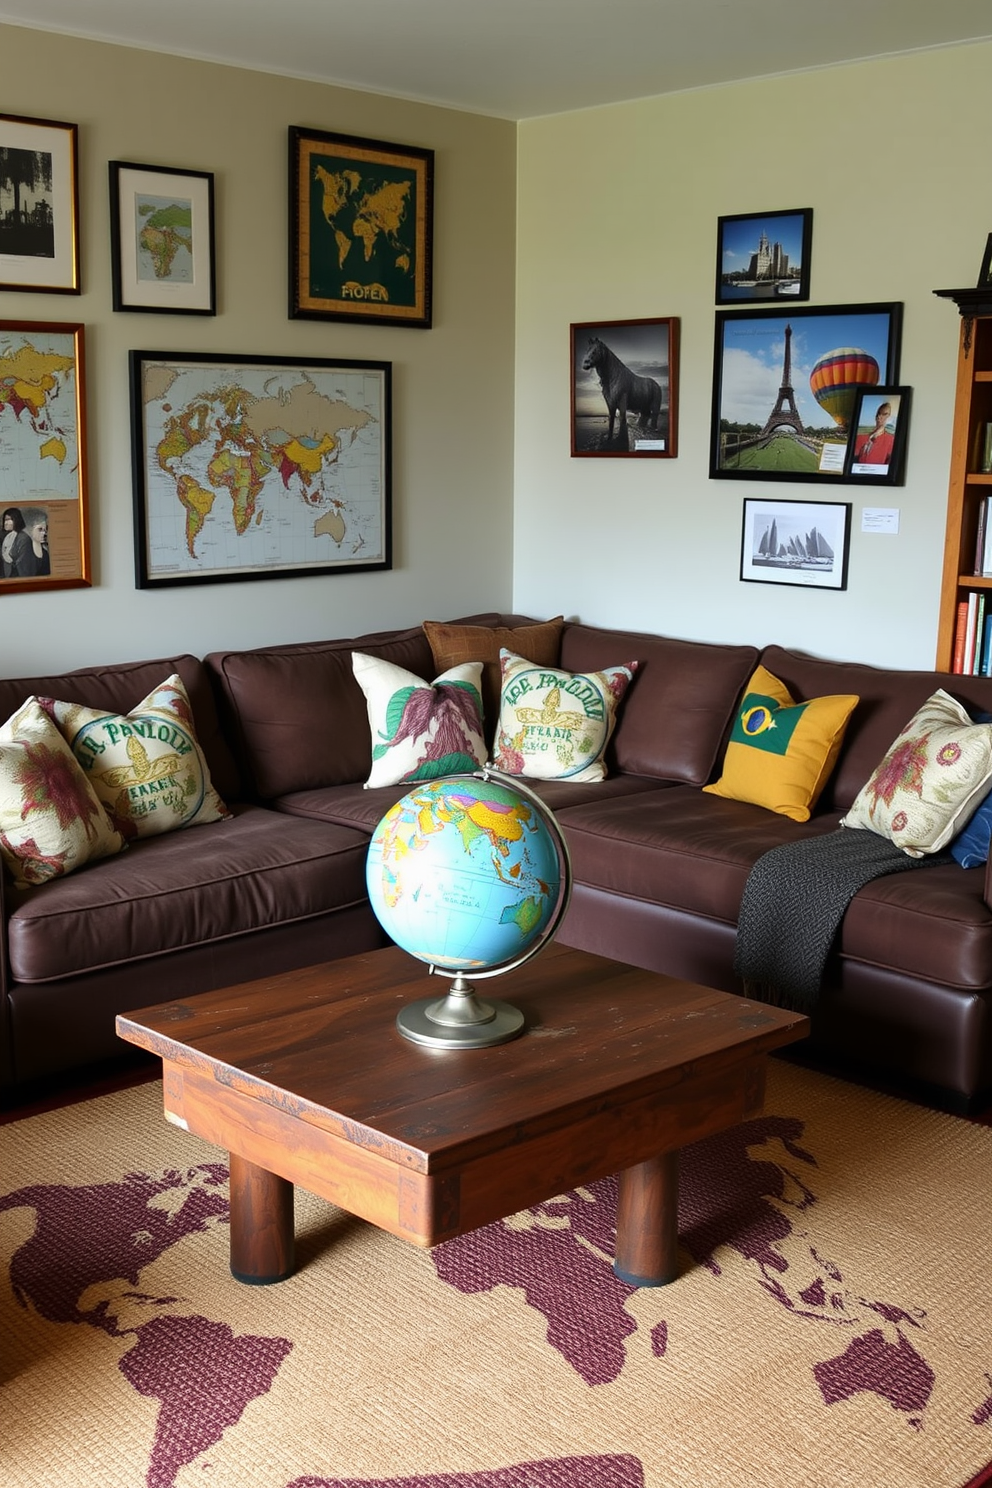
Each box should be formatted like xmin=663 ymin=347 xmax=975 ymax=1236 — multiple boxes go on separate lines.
xmin=740 ymin=497 xmax=851 ymax=590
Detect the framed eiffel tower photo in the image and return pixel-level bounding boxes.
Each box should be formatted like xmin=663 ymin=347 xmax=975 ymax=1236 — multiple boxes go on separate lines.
xmin=710 ymin=302 xmax=902 ymax=483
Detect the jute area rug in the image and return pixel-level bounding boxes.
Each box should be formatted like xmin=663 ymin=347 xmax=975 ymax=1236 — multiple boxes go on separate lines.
xmin=2 ymin=1059 xmax=991 ymax=1488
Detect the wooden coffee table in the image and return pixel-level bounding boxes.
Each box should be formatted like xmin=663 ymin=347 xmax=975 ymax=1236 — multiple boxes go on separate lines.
xmin=116 ymin=943 xmax=808 ymax=1288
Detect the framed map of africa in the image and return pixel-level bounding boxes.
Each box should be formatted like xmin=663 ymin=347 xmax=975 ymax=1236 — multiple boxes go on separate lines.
xmin=289 ymin=126 xmax=433 ymax=328
xmin=129 ymin=350 xmax=392 ymax=589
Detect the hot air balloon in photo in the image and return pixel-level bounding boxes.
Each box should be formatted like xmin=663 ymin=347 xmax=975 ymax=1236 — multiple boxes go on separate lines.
xmin=809 ymin=347 xmax=880 ymax=432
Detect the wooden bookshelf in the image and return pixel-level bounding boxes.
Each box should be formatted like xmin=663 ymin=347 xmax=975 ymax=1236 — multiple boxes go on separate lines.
xmin=933 ymin=288 xmax=992 ymax=671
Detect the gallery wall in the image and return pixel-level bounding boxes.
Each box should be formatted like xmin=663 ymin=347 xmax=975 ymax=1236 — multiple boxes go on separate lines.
xmin=513 ymin=41 xmax=992 ymax=669
xmin=0 ymin=24 xmax=517 ymax=673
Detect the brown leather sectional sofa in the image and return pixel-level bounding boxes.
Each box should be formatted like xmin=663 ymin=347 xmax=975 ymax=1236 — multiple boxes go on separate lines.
xmin=3 ymin=613 xmax=991 ymax=1110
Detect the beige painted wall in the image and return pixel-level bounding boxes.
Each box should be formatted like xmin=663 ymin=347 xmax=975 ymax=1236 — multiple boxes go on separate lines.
xmin=0 ymin=25 xmax=516 ymax=673
xmin=514 ymin=42 xmax=992 ymax=669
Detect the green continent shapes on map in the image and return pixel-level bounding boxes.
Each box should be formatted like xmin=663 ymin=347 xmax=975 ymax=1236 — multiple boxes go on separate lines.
xmin=139 ymin=201 xmax=192 ymax=279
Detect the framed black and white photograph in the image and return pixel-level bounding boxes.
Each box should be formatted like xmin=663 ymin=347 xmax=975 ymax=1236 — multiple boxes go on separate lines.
xmin=740 ymin=498 xmax=851 ymax=590
xmin=0 ymin=113 xmax=79 ymax=294
xmin=571 ymin=317 xmax=679 ymax=456
xmin=715 ymin=208 xmax=812 ymax=305
xmin=711 ymin=302 xmax=902 ymax=483
xmin=844 ymin=386 xmax=911 ymax=483
xmin=109 ymin=161 xmax=215 ymax=314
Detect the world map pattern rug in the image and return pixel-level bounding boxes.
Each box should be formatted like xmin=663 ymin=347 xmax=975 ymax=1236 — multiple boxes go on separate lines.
xmin=2 ymin=1059 xmax=991 ymax=1488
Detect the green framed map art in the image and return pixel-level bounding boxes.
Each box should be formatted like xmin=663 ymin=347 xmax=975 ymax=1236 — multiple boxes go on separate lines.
xmin=0 ymin=319 xmax=91 ymax=594
xmin=289 ymin=126 xmax=433 ymax=327
xmin=129 ymin=350 xmax=392 ymax=589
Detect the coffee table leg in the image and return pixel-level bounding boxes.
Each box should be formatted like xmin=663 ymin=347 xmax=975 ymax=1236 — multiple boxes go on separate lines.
xmin=228 ymin=1152 xmax=295 ymax=1284
xmin=613 ymin=1150 xmax=680 ymax=1287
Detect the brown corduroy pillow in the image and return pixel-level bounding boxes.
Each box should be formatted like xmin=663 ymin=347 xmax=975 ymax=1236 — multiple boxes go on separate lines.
xmin=422 ymin=617 xmax=564 ymax=735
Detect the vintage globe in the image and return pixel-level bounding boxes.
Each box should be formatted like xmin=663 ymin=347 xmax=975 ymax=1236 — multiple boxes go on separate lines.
xmin=366 ymin=772 xmax=568 ymax=977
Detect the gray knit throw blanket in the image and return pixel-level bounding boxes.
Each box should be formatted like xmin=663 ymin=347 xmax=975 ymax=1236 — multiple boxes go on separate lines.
xmin=734 ymin=826 xmax=945 ymax=1014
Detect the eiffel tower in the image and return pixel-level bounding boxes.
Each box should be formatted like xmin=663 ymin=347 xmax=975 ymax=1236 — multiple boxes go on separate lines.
xmin=759 ymin=323 xmax=804 ymax=438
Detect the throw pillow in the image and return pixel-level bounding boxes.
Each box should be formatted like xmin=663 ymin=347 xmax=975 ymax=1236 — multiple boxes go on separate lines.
xmin=841 ymin=688 xmax=992 ymax=857
xmin=45 ymin=674 xmax=231 ymax=840
xmin=949 ymin=789 xmax=992 ymax=868
xmin=423 ymin=617 xmax=564 ymax=730
xmin=702 ymin=664 xmax=859 ymax=823
xmin=0 ymin=697 xmax=126 ymax=888
xmin=492 ymin=649 xmax=638 ymax=782
xmin=352 ymin=651 xmax=486 ymax=788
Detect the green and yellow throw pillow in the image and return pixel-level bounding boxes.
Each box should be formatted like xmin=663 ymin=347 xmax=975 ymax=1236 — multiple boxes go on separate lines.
xmin=703 ymin=665 xmax=858 ymax=822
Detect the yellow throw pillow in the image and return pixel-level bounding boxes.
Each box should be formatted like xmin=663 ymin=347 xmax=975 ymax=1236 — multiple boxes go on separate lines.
xmin=0 ymin=698 xmax=126 ymax=887
xmin=46 ymin=674 xmax=230 ymax=840
xmin=703 ymin=665 xmax=858 ymax=822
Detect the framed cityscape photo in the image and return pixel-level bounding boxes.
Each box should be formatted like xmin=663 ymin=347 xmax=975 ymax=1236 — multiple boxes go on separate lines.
xmin=129 ymin=350 xmax=391 ymax=588
xmin=109 ymin=161 xmax=216 ymax=314
xmin=571 ymin=317 xmax=679 ymax=456
xmin=289 ymin=126 xmax=433 ymax=327
xmin=740 ymin=497 xmax=851 ymax=591
xmin=0 ymin=113 xmax=79 ymax=293
xmin=711 ymin=302 xmax=902 ymax=483
xmin=0 ymin=320 xmax=91 ymax=593
xmin=716 ymin=208 xmax=812 ymax=305
xmin=844 ymin=386 xmax=911 ymax=484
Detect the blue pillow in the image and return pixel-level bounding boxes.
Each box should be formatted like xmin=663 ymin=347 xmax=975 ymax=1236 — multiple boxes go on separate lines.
xmin=951 ymin=707 xmax=992 ymax=866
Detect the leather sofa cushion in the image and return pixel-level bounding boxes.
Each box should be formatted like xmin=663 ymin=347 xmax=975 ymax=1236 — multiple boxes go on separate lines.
xmin=560 ymin=624 xmax=759 ymax=785
xmin=6 ymin=803 xmax=371 ymax=983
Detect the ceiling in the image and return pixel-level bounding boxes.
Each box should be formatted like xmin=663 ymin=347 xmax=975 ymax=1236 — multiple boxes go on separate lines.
xmin=1 ymin=0 xmax=990 ymax=120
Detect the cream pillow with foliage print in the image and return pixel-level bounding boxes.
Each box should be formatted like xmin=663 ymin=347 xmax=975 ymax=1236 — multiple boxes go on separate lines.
xmin=45 ymin=674 xmax=230 ymax=840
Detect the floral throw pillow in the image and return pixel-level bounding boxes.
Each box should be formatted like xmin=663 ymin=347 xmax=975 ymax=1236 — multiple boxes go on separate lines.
xmin=841 ymin=689 xmax=992 ymax=856
xmin=492 ymin=650 xmax=638 ymax=782
xmin=352 ymin=652 xmax=487 ymax=789
xmin=0 ymin=697 xmax=126 ymax=888
xmin=45 ymin=675 xmax=230 ymax=840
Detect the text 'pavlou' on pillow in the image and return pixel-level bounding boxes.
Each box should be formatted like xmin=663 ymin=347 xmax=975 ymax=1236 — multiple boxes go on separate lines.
xmin=703 ymin=664 xmax=858 ymax=822
xmin=0 ymin=697 xmax=126 ymax=887
xmin=492 ymin=650 xmax=639 ymax=782
xmin=841 ymin=688 xmax=992 ymax=856
xmin=44 ymin=674 xmax=230 ymax=840
xmin=352 ymin=651 xmax=487 ymax=789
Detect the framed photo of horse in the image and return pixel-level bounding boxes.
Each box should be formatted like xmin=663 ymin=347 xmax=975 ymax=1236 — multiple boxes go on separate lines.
xmin=571 ymin=318 xmax=679 ymax=458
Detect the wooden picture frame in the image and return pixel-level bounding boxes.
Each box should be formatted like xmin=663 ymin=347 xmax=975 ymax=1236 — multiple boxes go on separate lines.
xmin=711 ymin=302 xmax=902 ymax=483
xmin=129 ymin=349 xmax=391 ymax=588
xmin=109 ymin=161 xmax=216 ymax=314
xmin=571 ymin=317 xmax=679 ymax=457
xmin=716 ymin=207 xmax=812 ymax=305
xmin=0 ymin=113 xmax=79 ymax=294
xmin=740 ymin=497 xmax=851 ymax=591
xmin=289 ymin=126 xmax=433 ymax=327
xmin=0 ymin=320 xmax=90 ymax=593
xmin=843 ymin=386 xmax=911 ymax=484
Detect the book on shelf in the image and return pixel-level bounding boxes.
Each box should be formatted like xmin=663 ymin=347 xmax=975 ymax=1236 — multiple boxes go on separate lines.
xmin=953 ymin=597 xmax=970 ymax=673
xmin=982 ymin=495 xmax=992 ymax=576
xmin=975 ymin=592 xmax=987 ymax=674
xmin=983 ymin=422 xmax=992 ymax=476
xmin=963 ymin=590 xmax=979 ymax=675
xmin=977 ymin=496 xmax=990 ymax=575
xmin=982 ymin=612 xmax=992 ymax=676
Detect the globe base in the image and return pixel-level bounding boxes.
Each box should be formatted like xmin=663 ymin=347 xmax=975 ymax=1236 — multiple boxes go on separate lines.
xmin=396 ymin=977 xmax=525 ymax=1049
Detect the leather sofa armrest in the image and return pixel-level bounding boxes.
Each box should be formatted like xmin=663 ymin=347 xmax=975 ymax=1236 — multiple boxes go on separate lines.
xmin=983 ymin=853 xmax=992 ymax=910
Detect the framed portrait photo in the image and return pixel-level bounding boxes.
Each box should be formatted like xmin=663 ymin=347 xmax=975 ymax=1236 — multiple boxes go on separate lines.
xmin=571 ymin=317 xmax=679 ymax=457
xmin=0 ymin=113 xmax=79 ymax=294
xmin=844 ymin=386 xmax=911 ymax=484
xmin=129 ymin=349 xmax=391 ymax=588
xmin=716 ymin=207 xmax=812 ymax=306
xmin=711 ymin=301 xmax=902 ymax=483
xmin=740 ymin=497 xmax=851 ymax=591
xmin=109 ymin=161 xmax=215 ymax=314
xmin=0 ymin=319 xmax=90 ymax=594
xmin=289 ymin=126 xmax=433 ymax=327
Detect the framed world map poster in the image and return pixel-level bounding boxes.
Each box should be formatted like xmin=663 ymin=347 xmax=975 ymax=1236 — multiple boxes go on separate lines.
xmin=129 ymin=350 xmax=392 ymax=588
xmin=289 ymin=126 xmax=433 ymax=327
xmin=0 ymin=320 xmax=91 ymax=594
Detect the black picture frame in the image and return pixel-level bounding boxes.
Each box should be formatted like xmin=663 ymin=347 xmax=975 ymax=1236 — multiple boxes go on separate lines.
xmin=129 ymin=349 xmax=391 ymax=588
xmin=0 ymin=112 xmax=79 ymax=294
xmin=711 ymin=302 xmax=902 ymax=483
xmin=109 ymin=161 xmax=215 ymax=314
xmin=978 ymin=233 xmax=992 ymax=290
xmin=289 ymin=126 xmax=433 ymax=328
xmin=843 ymin=386 xmax=911 ymax=484
xmin=740 ymin=497 xmax=851 ymax=590
xmin=570 ymin=317 xmax=679 ymax=457
xmin=715 ymin=208 xmax=812 ymax=305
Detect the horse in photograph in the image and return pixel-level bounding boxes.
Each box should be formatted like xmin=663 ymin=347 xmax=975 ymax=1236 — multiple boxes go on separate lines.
xmin=582 ymin=336 xmax=662 ymax=445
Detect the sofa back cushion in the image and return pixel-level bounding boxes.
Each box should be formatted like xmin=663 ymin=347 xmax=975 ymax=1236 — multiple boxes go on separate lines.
xmin=560 ymin=624 xmax=759 ymax=785
xmin=0 ymin=655 xmax=242 ymax=806
xmin=759 ymin=645 xmax=992 ymax=813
